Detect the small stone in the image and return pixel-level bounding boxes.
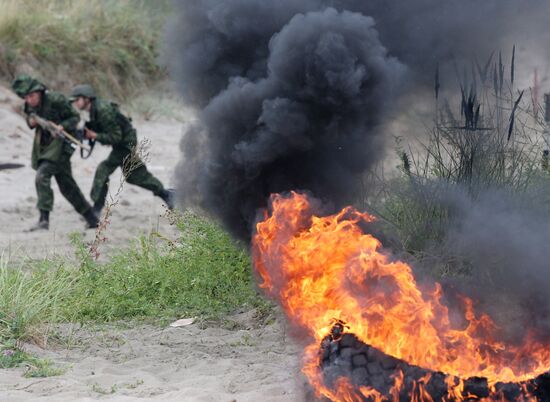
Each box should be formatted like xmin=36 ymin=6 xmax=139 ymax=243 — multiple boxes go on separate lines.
xmin=464 ymin=377 xmax=489 ymax=398
xmin=367 ymin=347 xmax=380 ymax=362
xmin=340 ymin=334 xmax=357 ymax=348
xmin=370 ymin=374 xmax=386 ymax=390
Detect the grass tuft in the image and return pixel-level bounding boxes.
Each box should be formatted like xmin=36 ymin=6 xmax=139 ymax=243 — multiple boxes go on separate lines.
xmin=0 ymin=342 xmax=65 ymax=378
xmin=0 ymin=253 xmax=72 ymax=346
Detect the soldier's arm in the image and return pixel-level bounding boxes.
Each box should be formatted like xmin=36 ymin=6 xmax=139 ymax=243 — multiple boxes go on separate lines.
xmin=94 ymin=107 xmax=123 ymax=145
xmin=22 ymin=104 xmax=38 ymax=129
xmin=55 ymin=97 xmax=80 ymax=133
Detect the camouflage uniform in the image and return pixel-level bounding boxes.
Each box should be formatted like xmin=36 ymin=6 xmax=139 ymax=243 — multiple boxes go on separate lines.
xmin=86 ymin=98 xmax=166 ymax=210
xmin=11 ymin=76 xmax=94 ymax=221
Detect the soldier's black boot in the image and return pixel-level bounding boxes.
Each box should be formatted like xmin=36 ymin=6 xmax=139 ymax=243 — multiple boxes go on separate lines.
xmin=83 ymin=209 xmax=99 ymax=229
xmin=28 ymin=210 xmax=49 ymax=232
xmin=158 ymin=189 xmax=175 ymax=210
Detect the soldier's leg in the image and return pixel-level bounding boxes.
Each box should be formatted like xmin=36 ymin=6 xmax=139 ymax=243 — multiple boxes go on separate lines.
xmin=90 ymin=150 xmax=123 ymax=210
xmin=55 ymin=159 xmax=98 ymax=228
xmin=29 ymin=161 xmax=57 ymax=230
xmin=35 ymin=161 xmax=58 ymax=212
xmin=124 ymin=162 xmax=165 ymax=196
xmin=124 ymin=161 xmax=174 ymax=209
xmin=54 ymin=159 xmax=92 ymax=215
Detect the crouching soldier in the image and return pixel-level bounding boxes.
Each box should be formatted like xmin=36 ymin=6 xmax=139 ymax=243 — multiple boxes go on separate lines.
xmin=11 ymin=75 xmax=99 ymax=231
xmin=69 ymin=85 xmax=174 ymax=214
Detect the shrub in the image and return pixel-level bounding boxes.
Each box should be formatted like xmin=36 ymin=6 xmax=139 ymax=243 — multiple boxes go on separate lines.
xmin=62 ymin=211 xmax=261 ymax=322
xmin=368 ymin=51 xmax=546 ymax=271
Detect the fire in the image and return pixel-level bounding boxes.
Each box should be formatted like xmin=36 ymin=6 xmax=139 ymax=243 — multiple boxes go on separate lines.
xmin=252 ymin=192 xmax=549 ymax=400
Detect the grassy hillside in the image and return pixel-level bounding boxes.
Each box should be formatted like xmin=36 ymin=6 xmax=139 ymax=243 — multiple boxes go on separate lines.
xmin=0 ymin=0 xmax=171 ymax=99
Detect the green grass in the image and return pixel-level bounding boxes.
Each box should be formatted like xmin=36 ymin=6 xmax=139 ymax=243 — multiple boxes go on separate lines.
xmin=0 ymin=341 xmax=65 ymax=377
xmin=0 ymin=253 xmax=72 ymax=345
xmin=0 ymin=0 xmax=171 ymax=99
xmin=63 ymin=211 xmax=262 ymax=322
xmin=0 ymin=211 xmax=264 ymax=355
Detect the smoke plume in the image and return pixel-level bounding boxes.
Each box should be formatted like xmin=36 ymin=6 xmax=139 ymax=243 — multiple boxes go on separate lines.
xmin=167 ymin=0 xmax=550 ymax=237
xmin=437 ymin=186 xmax=550 ymax=341
xmin=168 ymin=2 xmax=405 ymax=238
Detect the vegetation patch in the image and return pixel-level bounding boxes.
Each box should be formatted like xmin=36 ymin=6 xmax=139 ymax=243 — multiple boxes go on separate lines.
xmin=0 ymin=211 xmax=264 ymax=358
xmin=0 ymin=253 xmax=71 ymax=345
xmin=63 ymin=211 xmax=263 ymax=322
xmin=0 ymin=341 xmax=65 ymax=378
xmin=0 ymin=0 xmax=171 ymax=99
xmin=0 ymin=211 xmax=265 ymax=376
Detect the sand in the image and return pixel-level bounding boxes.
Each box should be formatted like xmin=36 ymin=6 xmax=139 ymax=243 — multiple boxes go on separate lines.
xmin=0 ymin=85 xmax=310 ymax=401
xmin=0 ymin=312 xmax=309 ymax=402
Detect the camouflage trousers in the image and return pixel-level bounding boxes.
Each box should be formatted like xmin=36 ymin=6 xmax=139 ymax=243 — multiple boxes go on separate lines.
xmin=90 ymin=147 xmax=165 ymax=208
xmin=35 ymin=158 xmax=92 ymax=214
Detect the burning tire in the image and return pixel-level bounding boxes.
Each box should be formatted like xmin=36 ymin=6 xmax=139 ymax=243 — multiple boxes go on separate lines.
xmin=320 ymin=324 xmax=550 ymax=401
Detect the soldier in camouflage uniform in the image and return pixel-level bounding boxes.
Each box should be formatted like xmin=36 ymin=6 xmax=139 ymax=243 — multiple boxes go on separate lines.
xmin=69 ymin=85 xmax=174 ymax=214
xmin=11 ymin=75 xmax=99 ymax=231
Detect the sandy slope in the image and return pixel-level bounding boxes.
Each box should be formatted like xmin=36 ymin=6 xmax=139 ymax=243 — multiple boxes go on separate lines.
xmin=0 ymin=86 xmax=309 ymax=401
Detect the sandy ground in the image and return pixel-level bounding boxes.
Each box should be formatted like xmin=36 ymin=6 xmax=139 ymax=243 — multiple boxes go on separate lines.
xmin=0 ymin=312 xmax=308 ymax=402
xmin=0 ymin=86 xmax=309 ymax=401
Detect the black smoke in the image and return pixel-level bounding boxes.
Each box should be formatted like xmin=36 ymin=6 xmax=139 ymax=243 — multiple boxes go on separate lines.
xmin=166 ymin=0 xmax=550 ymax=238
xmin=167 ymin=3 xmax=405 ymax=239
xmin=438 ymin=186 xmax=550 ymax=341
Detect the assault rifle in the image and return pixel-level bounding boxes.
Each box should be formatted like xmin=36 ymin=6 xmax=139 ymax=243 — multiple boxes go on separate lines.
xmin=76 ymin=122 xmax=96 ymax=159
xmin=29 ymin=113 xmax=94 ymax=158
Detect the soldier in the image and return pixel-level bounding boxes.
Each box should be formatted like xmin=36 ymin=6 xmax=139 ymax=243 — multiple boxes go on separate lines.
xmin=69 ymin=85 xmax=174 ymax=214
xmin=11 ymin=75 xmax=99 ymax=231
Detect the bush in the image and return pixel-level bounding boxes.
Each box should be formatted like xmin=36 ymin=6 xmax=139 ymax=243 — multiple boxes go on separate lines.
xmin=368 ymin=51 xmax=546 ymax=273
xmin=0 ymin=0 xmax=171 ymax=99
xmin=63 ymin=211 xmax=261 ymax=322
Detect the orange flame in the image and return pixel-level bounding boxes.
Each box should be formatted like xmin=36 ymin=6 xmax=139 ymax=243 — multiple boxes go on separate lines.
xmin=252 ymin=192 xmax=549 ymax=400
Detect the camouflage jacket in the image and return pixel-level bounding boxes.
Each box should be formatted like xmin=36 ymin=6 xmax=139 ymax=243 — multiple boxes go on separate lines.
xmin=88 ymin=99 xmax=137 ymax=149
xmin=24 ymin=91 xmax=80 ymax=169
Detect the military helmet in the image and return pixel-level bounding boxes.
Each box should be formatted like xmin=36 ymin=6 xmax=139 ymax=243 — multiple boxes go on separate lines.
xmin=11 ymin=75 xmax=47 ymax=98
xmin=69 ymin=84 xmax=96 ymax=101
